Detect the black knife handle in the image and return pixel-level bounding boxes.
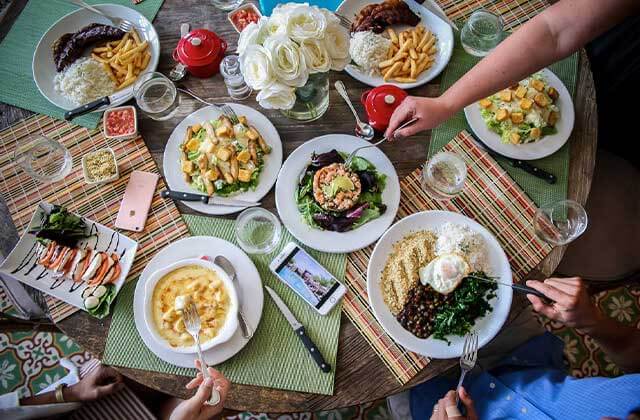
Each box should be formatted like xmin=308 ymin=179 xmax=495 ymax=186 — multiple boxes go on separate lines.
xmin=294 ymin=326 xmax=331 ymax=373
xmin=160 ymin=189 xmax=208 ymax=204
xmin=64 ymin=96 xmax=110 ymax=120
xmin=511 ymin=160 xmax=557 ymax=184
xmin=512 ymin=283 xmax=548 ymax=300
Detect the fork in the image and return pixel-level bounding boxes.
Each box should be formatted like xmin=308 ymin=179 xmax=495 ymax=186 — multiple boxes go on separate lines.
xmin=68 ymin=0 xmax=134 ymax=32
xmin=335 ymin=13 xmax=352 ymax=29
xmin=182 ymin=303 xmax=221 ymax=406
xmin=177 ymin=87 xmax=240 ymax=124
xmin=456 ymin=331 xmax=479 ymax=405
xmin=343 ymin=117 xmax=419 ymax=167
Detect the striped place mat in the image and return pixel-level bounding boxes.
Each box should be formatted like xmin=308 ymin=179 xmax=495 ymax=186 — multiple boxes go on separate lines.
xmin=438 ymin=0 xmax=550 ymax=30
xmin=343 ymin=130 xmax=553 ymax=384
xmin=0 ymin=114 xmax=189 ymax=322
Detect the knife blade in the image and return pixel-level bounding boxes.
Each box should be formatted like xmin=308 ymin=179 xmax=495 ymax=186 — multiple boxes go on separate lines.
xmin=265 ymin=286 xmax=332 ymax=373
xmin=160 ymin=189 xmax=261 ymax=207
xmin=64 ymin=89 xmax=130 ymax=121
xmin=467 ymin=275 xmax=549 ymax=301
xmin=468 ymin=132 xmax=557 ymax=184
xmin=403 ymin=0 xmax=459 ymax=31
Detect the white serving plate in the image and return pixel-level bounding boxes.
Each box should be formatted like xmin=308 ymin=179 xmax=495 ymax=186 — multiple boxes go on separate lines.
xmin=464 ymin=68 xmax=575 ymax=160
xmin=0 ymin=202 xmax=137 ymax=313
xmin=275 ymin=134 xmax=400 ymax=253
xmin=367 ymin=211 xmax=513 ymax=359
xmin=33 ymin=4 xmax=160 ymax=112
xmin=162 ymin=104 xmax=283 ymax=215
xmin=133 ymin=236 xmax=264 ymax=366
xmin=337 ymin=0 xmax=454 ymax=89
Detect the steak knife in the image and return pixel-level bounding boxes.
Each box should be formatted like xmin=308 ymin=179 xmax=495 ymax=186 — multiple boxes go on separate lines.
xmin=63 ymin=89 xmax=130 ymax=121
xmin=160 ymin=189 xmax=261 ymax=207
xmin=265 ymin=286 xmax=332 ymax=373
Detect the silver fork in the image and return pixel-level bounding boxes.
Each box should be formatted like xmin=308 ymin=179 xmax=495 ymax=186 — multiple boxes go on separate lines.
xmin=177 ymin=87 xmax=240 ymax=124
xmin=335 ymin=13 xmax=352 ymax=29
xmin=456 ymin=331 xmax=479 ymax=405
xmin=68 ymin=0 xmax=134 ymax=32
xmin=182 ymin=303 xmax=221 ymax=406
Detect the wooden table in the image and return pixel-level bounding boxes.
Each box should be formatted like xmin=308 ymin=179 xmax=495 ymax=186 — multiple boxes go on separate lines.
xmin=0 ymin=0 xmax=597 ymax=413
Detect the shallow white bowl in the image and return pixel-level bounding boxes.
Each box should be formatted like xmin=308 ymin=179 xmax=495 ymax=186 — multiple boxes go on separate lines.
xmin=143 ymin=258 xmax=239 ymax=354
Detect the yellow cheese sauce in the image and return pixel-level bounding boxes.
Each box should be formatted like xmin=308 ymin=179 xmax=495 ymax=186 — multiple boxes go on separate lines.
xmin=152 ymin=265 xmax=230 ymax=348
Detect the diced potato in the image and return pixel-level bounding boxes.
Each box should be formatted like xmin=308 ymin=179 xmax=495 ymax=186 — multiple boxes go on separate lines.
xmin=479 ymin=98 xmax=492 ymax=109
xmin=547 ymin=87 xmax=559 ymax=101
xmin=547 ymin=111 xmax=559 ymax=126
xmin=247 ymin=127 xmax=259 ymax=141
xmin=530 ymin=79 xmax=545 ymax=92
xmin=181 ymin=160 xmax=194 ymax=174
xmin=186 ymin=138 xmax=200 ymax=152
xmin=238 ymin=169 xmax=252 ymax=182
xmin=534 ymin=93 xmax=548 ymax=107
xmin=215 ymin=125 xmax=230 ymax=137
xmin=237 ymin=149 xmax=251 ymax=164
xmin=496 ymin=109 xmax=509 ymax=122
xmin=205 ymin=168 xmax=219 ymax=181
xmin=520 ymin=98 xmax=533 ymax=110
xmin=530 ymin=127 xmax=541 ymax=139
xmin=499 ymin=90 xmax=512 ymax=102
xmin=515 ymin=85 xmax=528 ymax=99
xmin=238 ymin=116 xmax=248 ymax=126
xmin=191 ymin=123 xmax=202 ymax=133
xmin=216 ymin=147 xmax=231 ymax=161
xmin=510 ymin=112 xmax=524 ymax=124
xmin=510 ymin=132 xmax=521 ymax=144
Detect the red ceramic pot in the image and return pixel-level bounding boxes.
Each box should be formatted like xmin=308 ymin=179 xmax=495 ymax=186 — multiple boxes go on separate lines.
xmin=360 ymin=84 xmax=408 ymax=132
xmin=173 ymin=29 xmax=227 ymax=78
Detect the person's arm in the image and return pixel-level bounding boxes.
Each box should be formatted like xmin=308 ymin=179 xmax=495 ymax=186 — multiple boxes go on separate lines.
xmin=527 ymin=277 xmax=640 ymax=373
xmin=385 ymin=0 xmax=640 ymax=139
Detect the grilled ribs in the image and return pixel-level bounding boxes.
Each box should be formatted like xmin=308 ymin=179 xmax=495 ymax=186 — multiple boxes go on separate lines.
xmin=351 ymin=0 xmax=422 ymax=33
xmin=52 ymin=23 xmax=125 ymax=72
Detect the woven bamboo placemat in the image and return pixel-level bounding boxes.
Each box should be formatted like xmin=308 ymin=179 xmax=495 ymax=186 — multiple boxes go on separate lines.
xmin=0 ymin=114 xmax=189 ymax=322
xmin=343 ymin=131 xmax=553 ymax=384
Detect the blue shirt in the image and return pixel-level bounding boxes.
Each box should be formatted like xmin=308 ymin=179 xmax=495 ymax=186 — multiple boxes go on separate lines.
xmin=411 ymin=333 xmax=640 ymax=419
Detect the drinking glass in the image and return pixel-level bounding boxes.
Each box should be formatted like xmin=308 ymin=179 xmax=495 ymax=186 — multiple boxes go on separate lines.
xmin=235 ymin=208 xmax=282 ymax=254
xmin=133 ymin=72 xmax=180 ymax=121
xmin=211 ymin=0 xmax=243 ymax=11
xmin=533 ymin=199 xmax=588 ymax=246
xmin=421 ymin=152 xmax=467 ymax=200
xmin=460 ymin=9 xmax=504 ymax=57
xmin=13 ymin=136 xmax=72 ymax=183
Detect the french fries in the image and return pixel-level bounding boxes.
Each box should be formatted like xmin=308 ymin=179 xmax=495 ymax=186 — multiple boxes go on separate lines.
xmin=379 ymin=25 xmax=438 ymax=83
xmin=91 ymin=29 xmax=151 ymax=90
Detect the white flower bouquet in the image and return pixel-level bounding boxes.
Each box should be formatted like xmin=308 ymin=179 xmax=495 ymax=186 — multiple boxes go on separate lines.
xmin=238 ymin=3 xmax=350 ymax=112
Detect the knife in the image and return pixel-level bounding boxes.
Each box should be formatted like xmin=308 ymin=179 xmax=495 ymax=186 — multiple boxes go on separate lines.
xmin=467 ymin=275 xmax=549 ymax=301
xmin=403 ymin=0 xmax=459 ymax=31
xmin=468 ymin=132 xmax=557 ymax=184
xmin=161 ymin=189 xmax=261 ymax=207
xmin=64 ymin=90 xmax=130 ymax=121
xmin=265 ymin=286 xmax=332 ymax=373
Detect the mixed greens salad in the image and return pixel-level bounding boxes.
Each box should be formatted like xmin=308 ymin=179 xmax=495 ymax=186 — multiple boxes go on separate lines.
xmin=296 ymin=150 xmax=387 ymax=232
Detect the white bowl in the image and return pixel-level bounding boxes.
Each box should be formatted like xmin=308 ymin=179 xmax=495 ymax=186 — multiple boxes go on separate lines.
xmin=143 ymin=258 xmax=239 ymax=354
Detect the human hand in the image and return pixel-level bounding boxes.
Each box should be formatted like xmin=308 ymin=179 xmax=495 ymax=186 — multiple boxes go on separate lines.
xmin=526 ymin=277 xmax=602 ymax=332
xmin=64 ymin=365 xmax=124 ymax=402
xmin=169 ymin=359 xmax=231 ymax=420
xmin=430 ymin=387 xmax=478 ymax=420
xmin=384 ymin=96 xmax=455 ymax=141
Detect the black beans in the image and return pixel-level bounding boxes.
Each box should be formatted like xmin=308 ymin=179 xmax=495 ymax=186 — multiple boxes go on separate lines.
xmin=396 ymin=284 xmax=453 ymax=339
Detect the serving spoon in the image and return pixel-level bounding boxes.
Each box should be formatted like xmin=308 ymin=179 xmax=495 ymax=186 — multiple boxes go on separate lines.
xmin=334 ymin=80 xmax=375 ymax=141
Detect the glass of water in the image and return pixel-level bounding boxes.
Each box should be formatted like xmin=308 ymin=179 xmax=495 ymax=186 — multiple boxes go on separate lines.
xmin=211 ymin=0 xmax=243 ymax=11
xmin=533 ymin=199 xmax=588 ymax=246
xmin=460 ymin=9 xmax=504 ymax=57
xmin=235 ymin=207 xmax=283 ymax=254
xmin=421 ymin=152 xmax=467 ymax=200
xmin=13 ymin=136 xmax=72 ymax=183
xmin=133 ymin=72 xmax=180 ymax=121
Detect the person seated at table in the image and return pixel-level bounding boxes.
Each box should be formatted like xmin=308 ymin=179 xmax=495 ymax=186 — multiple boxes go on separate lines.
xmin=384 ymin=0 xmax=640 ymax=166
xmin=393 ymin=277 xmax=640 ymax=419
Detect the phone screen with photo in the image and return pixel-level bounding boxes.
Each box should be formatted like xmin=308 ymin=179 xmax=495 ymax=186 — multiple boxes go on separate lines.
xmin=274 ymin=246 xmax=340 ymax=309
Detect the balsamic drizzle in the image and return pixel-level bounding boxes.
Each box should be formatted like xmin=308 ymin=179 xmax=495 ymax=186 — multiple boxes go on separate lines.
xmin=11 ymin=242 xmax=38 ymax=274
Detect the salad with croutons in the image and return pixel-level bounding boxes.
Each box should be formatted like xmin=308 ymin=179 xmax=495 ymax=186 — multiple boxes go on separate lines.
xmin=478 ymin=73 xmax=560 ymax=144
xmin=179 ymin=114 xmax=271 ymax=196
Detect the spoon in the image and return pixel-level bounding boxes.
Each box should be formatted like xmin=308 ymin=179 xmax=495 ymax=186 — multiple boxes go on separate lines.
xmin=214 ymin=255 xmax=253 ymax=339
xmin=169 ymin=23 xmax=190 ymax=82
xmin=334 ymin=80 xmax=375 ymax=141
xmin=343 ymin=117 xmax=418 ymax=167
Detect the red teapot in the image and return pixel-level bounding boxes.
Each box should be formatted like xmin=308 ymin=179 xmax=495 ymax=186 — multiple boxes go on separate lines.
xmin=360 ymin=85 xmax=408 ymax=132
xmin=173 ymin=29 xmax=227 ymax=78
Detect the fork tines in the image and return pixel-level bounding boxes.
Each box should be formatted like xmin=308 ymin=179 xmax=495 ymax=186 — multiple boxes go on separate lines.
xmin=336 ymin=13 xmax=352 ymax=29
xmin=462 ymin=331 xmax=478 ymax=365
xmin=220 ymin=104 xmax=239 ymax=124
xmin=183 ymin=302 xmax=201 ymax=331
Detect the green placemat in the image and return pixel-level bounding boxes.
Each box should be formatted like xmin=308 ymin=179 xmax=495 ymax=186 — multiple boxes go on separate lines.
xmin=429 ymin=35 xmax=578 ymax=206
xmin=0 ymin=0 xmax=164 ymax=129
xmin=103 ymin=215 xmax=344 ymax=396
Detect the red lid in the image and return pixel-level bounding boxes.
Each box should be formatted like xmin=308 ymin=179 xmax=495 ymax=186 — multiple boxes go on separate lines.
xmin=175 ymin=29 xmax=226 ymax=67
xmin=361 ymin=84 xmax=408 ymax=130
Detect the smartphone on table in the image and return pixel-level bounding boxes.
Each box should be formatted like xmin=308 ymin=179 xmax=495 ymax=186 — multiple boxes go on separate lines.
xmin=269 ymin=242 xmax=347 ymax=315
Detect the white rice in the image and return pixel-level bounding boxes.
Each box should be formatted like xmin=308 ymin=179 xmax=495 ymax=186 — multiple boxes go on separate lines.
xmin=54 ymin=58 xmax=116 ymax=105
xmin=435 ymin=222 xmax=489 ymax=273
xmin=349 ymin=31 xmax=391 ymax=75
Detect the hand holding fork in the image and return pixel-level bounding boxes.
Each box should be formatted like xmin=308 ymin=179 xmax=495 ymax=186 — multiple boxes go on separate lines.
xmin=456 ymin=331 xmax=478 ymax=405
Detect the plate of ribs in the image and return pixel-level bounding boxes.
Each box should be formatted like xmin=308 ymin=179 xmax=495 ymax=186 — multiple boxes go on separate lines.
xmin=337 ymin=0 xmax=453 ymax=89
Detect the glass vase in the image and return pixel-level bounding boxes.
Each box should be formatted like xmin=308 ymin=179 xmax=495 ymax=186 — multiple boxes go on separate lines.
xmin=280 ymin=72 xmax=330 ymax=122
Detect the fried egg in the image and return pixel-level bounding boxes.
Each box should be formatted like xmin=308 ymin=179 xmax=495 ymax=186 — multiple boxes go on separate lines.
xmin=419 ymin=254 xmax=470 ymax=294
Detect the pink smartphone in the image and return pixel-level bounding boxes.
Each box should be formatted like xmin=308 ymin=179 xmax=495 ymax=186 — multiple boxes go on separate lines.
xmin=115 ymin=170 xmax=159 ymax=232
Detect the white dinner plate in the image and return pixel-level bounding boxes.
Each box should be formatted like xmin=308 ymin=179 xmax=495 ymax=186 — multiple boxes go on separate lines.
xmin=133 ymin=236 xmax=264 ymax=367
xmin=33 ymin=4 xmax=160 ymax=112
xmin=337 ymin=0 xmax=454 ymax=89
xmin=275 ymin=134 xmax=400 ymax=253
xmin=162 ymin=104 xmax=283 ymax=215
xmin=367 ymin=211 xmax=513 ymax=359
xmin=464 ymin=68 xmax=575 ymax=160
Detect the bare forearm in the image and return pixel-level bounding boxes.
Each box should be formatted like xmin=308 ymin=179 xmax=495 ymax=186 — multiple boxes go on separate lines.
xmin=583 ymin=315 xmax=640 ymax=373
xmin=20 ymin=385 xmax=81 ymax=405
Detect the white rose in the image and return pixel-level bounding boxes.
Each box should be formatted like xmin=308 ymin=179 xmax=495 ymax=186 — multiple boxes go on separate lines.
xmin=256 ymin=82 xmax=296 ymax=110
xmin=323 ymin=22 xmax=350 ymax=71
xmin=237 ymin=17 xmax=269 ymax=56
xmin=318 ymin=7 xmax=340 ymax=27
xmin=299 ymin=38 xmax=331 ymax=74
xmin=263 ymin=34 xmax=308 ymax=87
xmin=285 ymin=4 xmax=327 ymax=41
xmin=240 ymin=45 xmax=274 ymax=90
xmin=265 ymin=5 xmax=292 ymax=37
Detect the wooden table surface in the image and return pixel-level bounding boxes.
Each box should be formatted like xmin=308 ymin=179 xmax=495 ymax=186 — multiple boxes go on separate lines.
xmin=0 ymin=0 xmax=597 ymax=413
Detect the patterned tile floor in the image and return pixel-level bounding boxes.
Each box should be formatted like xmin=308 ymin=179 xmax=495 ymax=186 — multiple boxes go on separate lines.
xmin=1 ymin=283 xmax=638 ymax=419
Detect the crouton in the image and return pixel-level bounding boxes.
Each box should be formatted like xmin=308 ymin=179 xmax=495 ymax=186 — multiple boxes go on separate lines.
xmin=530 ymin=79 xmax=545 ymax=92
xmin=238 ymin=116 xmax=248 ymax=126
xmin=479 ymin=98 xmax=492 ymax=109
xmin=520 ymin=98 xmax=533 ymax=111
xmin=547 ymin=111 xmax=559 ymax=126
xmin=191 ymin=123 xmax=202 ymax=133
xmin=215 ymin=125 xmax=230 ymax=138
xmin=499 ymin=90 xmax=512 ymax=102
xmin=247 ymin=127 xmax=260 ymax=141
xmin=205 ymin=168 xmax=219 ymax=181
xmin=237 ymin=150 xmax=251 ymax=164
xmin=238 ymin=169 xmax=253 ymax=183
xmin=530 ymin=127 xmax=541 ymax=139
xmin=510 ymin=112 xmax=524 ymax=124
xmin=510 ymin=132 xmax=521 ymax=144
xmin=496 ymin=109 xmax=509 ymax=122
xmin=181 ymin=160 xmax=194 ymax=174
xmin=186 ymin=138 xmax=200 ymax=152
xmin=515 ymin=85 xmax=528 ymax=99
xmin=534 ymin=93 xmax=548 ymax=107
xmin=216 ymin=147 xmax=231 ymax=161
